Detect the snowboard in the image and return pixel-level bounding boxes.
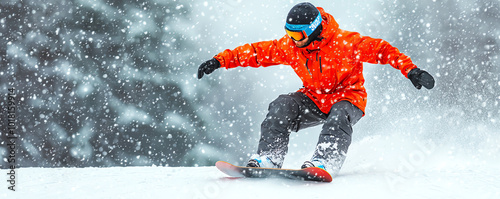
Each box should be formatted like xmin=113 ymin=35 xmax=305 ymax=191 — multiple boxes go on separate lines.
xmin=215 ymin=161 xmax=332 ymax=182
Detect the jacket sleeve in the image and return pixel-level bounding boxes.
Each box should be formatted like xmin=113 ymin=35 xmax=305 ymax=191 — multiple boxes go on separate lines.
xmin=214 ymin=37 xmax=289 ymax=69
xmin=347 ymin=32 xmax=417 ymax=78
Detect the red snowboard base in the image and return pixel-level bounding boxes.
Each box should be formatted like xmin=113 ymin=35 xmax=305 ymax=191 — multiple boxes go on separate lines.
xmin=215 ymin=161 xmax=332 ymax=182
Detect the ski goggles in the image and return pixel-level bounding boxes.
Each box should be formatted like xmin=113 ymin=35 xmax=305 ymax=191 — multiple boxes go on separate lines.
xmin=284 ymin=13 xmax=322 ymax=41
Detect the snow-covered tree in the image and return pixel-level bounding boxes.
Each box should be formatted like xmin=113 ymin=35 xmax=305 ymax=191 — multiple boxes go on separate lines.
xmin=0 ymin=0 xmax=205 ymax=167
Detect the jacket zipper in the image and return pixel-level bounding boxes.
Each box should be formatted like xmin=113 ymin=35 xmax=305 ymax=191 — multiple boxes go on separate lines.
xmin=305 ymin=58 xmax=312 ymax=76
xmin=305 ymin=52 xmax=322 ymax=82
xmin=314 ymin=52 xmax=322 ymax=73
xmin=319 ymin=55 xmax=322 ymax=73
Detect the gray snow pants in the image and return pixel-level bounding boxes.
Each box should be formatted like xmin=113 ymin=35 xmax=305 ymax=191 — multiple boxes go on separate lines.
xmin=257 ymin=92 xmax=363 ymax=174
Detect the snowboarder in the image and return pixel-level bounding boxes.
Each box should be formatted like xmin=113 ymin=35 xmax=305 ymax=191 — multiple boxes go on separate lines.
xmin=198 ymin=2 xmax=435 ymax=176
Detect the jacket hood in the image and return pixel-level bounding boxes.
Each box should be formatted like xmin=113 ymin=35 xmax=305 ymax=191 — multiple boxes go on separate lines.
xmin=303 ymin=7 xmax=339 ymax=52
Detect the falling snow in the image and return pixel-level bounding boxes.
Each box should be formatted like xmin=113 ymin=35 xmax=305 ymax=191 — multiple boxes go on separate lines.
xmin=0 ymin=1 xmax=499 ymax=197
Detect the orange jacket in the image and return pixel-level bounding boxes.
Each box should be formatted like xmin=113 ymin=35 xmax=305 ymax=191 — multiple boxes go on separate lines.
xmin=214 ymin=7 xmax=417 ymax=114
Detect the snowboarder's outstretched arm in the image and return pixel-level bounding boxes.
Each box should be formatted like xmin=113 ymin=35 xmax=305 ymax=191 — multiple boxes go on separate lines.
xmin=345 ymin=31 xmax=435 ymax=89
xmin=197 ymin=39 xmax=288 ymax=79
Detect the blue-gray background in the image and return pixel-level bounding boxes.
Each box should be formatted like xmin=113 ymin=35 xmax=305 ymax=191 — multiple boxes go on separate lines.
xmin=1 ymin=0 xmax=499 ymax=168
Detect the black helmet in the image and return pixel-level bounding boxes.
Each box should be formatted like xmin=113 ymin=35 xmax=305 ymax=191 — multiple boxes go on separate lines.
xmin=285 ymin=2 xmax=323 ymax=46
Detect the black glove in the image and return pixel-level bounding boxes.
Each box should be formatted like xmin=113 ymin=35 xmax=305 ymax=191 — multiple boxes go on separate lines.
xmin=198 ymin=58 xmax=221 ymax=79
xmin=408 ymin=68 xmax=435 ymax=89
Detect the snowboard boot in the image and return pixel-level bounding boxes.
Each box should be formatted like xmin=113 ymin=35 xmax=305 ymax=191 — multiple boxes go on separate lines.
xmin=246 ymin=159 xmax=260 ymax=167
xmin=301 ymin=159 xmax=326 ymax=170
xmin=246 ymin=156 xmax=279 ymax=168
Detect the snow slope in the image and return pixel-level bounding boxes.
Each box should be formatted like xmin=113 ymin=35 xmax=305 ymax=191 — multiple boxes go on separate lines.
xmin=1 ymin=164 xmax=498 ymax=199
xmin=3 ymin=133 xmax=499 ymax=199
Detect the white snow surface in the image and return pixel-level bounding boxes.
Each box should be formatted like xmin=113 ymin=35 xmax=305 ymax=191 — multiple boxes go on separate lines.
xmin=3 ymin=133 xmax=500 ymax=199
